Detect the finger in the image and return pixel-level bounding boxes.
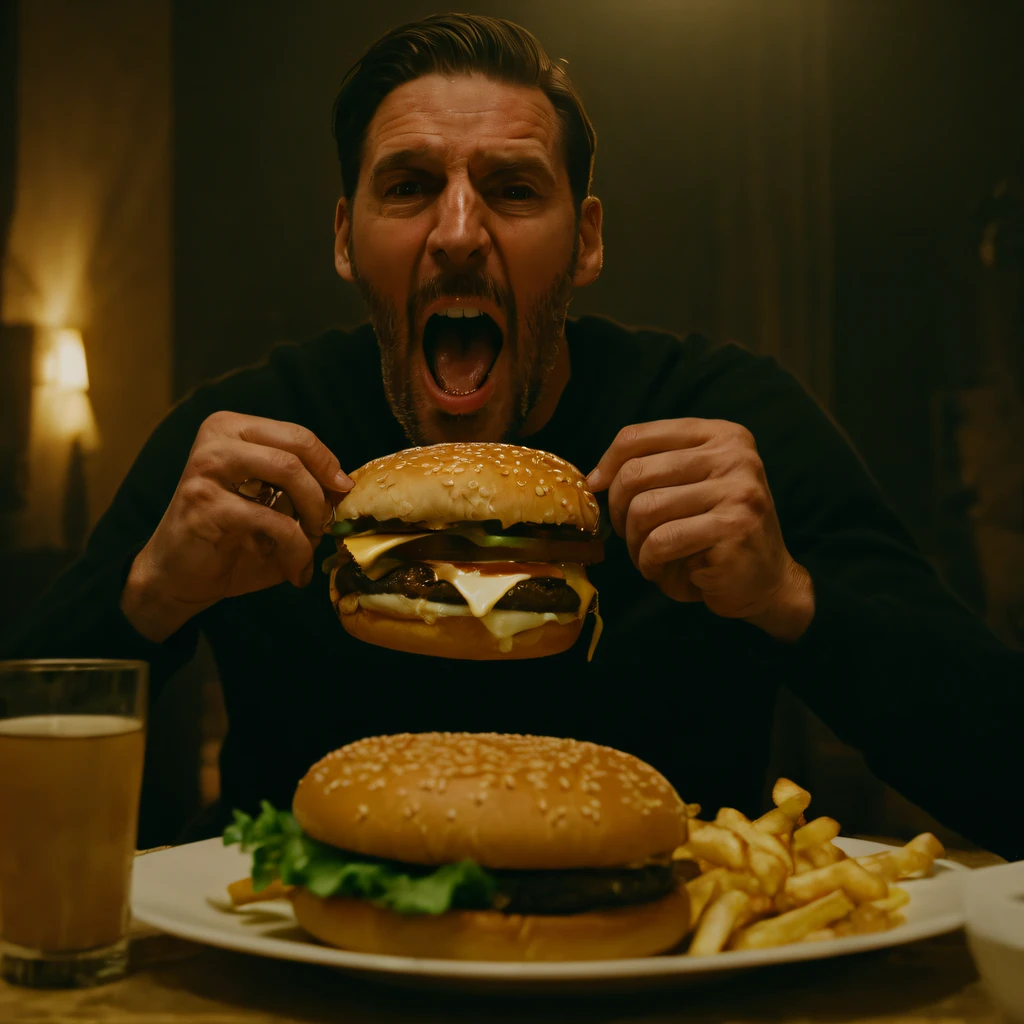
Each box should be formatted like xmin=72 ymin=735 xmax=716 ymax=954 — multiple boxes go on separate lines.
xmin=196 ymin=440 xmax=333 ymax=538
xmin=635 ymin=512 xmax=723 ymax=582
xmin=212 ymin=496 xmax=316 ymax=588
xmin=607 ymin=450 xmax=720 ymax=537
xmin=586 ymin=419 xmax=722 ymax=492
xmin=614 ymin=473 xmax=722 ymax=547
xmin=201 ymin=412 xmax=353 ymax=494
xmin=242 ymin=502 xmax=316 ymax=588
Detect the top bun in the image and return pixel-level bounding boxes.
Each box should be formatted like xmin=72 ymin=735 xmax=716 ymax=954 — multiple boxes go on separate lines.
xmin=292 ymin=733 xmax=689 ymax=870
xmin=335 ymin=443 xmax=600 ymax=533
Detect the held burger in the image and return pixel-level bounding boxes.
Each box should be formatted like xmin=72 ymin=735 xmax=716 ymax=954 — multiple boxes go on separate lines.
xmin=323 ymin=442 xmax=605 ymax=660
xmin=224 ymin=733 xmax=693 ymax=961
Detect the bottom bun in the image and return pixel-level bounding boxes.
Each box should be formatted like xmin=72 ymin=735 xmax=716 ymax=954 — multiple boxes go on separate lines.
xmin=291 ymin=886 xmax=691 ymax=962
xmin=338 ymin=606 xmax=583 ymax=660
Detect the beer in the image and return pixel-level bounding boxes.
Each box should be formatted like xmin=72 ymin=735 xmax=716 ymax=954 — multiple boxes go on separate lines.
xmin=0 ymin=715 xmax=145 ymax=952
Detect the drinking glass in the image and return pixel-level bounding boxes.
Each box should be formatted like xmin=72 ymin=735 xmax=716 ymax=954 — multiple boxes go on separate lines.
xmin=0 ymin=659 xmax=147 ymax=988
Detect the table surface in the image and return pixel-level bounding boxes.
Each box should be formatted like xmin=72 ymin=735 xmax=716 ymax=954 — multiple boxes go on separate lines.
xmin=0 ymin=844 xmax=1007 ymax=1024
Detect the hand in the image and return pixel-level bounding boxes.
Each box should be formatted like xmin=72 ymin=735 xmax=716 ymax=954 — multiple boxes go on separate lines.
xmin=121 ymin=412 xmax=352 ymax=642
xmin=586 ymin=419 xmax=814 ymax=640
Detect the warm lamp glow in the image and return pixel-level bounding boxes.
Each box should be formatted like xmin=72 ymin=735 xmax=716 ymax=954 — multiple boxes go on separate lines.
xmin=41 ymin=328 xmax=90 ymax=390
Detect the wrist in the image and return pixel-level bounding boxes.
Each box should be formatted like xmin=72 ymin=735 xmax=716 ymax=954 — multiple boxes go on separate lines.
xmin=120 ymin=549 xmax=207 ymax=643
xmin=744 ymin=561 xmax=815 ymax=642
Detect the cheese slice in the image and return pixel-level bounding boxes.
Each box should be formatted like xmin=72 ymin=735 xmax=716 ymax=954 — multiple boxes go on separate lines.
xmin=428 ymin=563 xmax=533 ymax=617
xmin=342 ymin=531 xmax=430 ymax=569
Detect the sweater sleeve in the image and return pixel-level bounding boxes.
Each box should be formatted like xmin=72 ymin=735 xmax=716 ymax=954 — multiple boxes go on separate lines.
xmin=1 ymin=391 xmax=216 ymax=701
xmin=691 ymin=347 xmax=1024 ymax=860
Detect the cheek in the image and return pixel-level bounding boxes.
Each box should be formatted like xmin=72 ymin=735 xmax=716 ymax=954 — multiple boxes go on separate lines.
xmin=352 ymin=210 xmax=421 ymax=283
xmin=504 ymin=215 xmax=576 ymax=292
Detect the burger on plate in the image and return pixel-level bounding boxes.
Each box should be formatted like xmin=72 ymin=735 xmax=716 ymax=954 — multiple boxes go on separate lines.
xmin=324 ymin=442 xmax=605 ymax=660
xmin=224 ymin=732 xmax=693 ymax=961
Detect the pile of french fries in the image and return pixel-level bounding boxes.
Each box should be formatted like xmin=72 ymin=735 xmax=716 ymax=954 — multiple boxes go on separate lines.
xmin=674 ymin=778 xmax=945 ymax=955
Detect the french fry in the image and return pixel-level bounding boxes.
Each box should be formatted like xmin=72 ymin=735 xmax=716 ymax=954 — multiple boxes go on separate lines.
xmin=794 ymin=851 xmax=815 ymax=874
xmin=772 ymin=778 xmax=812 ymax=809
xmin=870 ymin=886 xmax=910 ymax=914
xmin=686 ymin=822 xmax=749 ymax=871
xmin=717 ymin=807 xmax=794 ymax=872
xmin=749 ymin=848 xmax=789 ymax=897
xmin=793 ymin=816 xmax=841 ymax=852
xmin=689 ymin=890 xmax=754 ymax=956
xmin=680 ymin=778 xmax=915 ymax=957
xmin=805 ymin=841 xmax=847 ymax=870
xmin=838 ymin=902 xmax=889 ymax=936
xmin=227 ymin=876 xmax=293 ymax=907
xmin=685 ymin=872 xmax=723 ymax=928
xmin=783 ymin=858 xmax=888 ymax=906
xmin=906 ymin=832 xmax=945 ymax=864
xmin=754 ymin=794 xmax=809 ymax=840
xmin=856 ymin=846 xmax=930 ymax=882
xmin=731 ymin=890 xmax=856 ymax=950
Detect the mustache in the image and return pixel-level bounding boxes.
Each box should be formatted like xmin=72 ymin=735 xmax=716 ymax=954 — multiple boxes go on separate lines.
xmin=407 ymin=271 xmax=514 ymax=329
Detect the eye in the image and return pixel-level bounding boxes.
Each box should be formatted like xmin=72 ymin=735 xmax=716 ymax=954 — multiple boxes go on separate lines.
xmin=500 ymin=184 xmax=536 ymax=201
xmin=385 ymin=180 xmax=424 ymax=198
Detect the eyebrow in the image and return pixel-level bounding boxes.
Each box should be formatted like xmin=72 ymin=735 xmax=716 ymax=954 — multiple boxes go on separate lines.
xmin=369 ymin=148 xmax=435 ymax=183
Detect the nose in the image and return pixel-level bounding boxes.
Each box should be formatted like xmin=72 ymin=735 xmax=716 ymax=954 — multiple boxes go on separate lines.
xmin=427 ymin=176 xmax=491 ymax=271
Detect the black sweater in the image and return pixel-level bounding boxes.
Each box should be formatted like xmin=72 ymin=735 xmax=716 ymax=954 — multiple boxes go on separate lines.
xmin=6 ymin=317 xmax=1022 ymax=857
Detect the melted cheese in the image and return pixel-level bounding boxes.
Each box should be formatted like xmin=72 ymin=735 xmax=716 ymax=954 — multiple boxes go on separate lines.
xmin=353 ymin=593 xmax=578 ymax=648
xmin=341 ymin=531 xmax=430 ymax=568
xmin=427 ymin=563 xmax=532 ymax=617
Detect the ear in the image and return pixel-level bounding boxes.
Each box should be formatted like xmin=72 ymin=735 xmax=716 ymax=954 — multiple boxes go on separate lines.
xmin=572 ymin=196 xmax=603 ymax=288
xmin=334 ymin=197 xmax=354 ymax=282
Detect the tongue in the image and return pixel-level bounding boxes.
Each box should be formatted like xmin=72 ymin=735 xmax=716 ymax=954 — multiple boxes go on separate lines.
xmin=431 ymin=324 xmax=497 ymax=395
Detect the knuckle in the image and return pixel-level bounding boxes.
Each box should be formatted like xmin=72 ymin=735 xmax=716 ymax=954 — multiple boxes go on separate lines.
xmin=200 ymin=410 xmax=233 ymax=435
xmin=177 ymin=476 xmax=211 ymax=512
xmin=738 ymin=482 xmax=769 ymax=517
xmin=271 ymin=450 xmax=304 ymax=479
xmin=616 ymin=423 xmax=642 ymax=449
xmin=291 ymin=423 xmax=319 ymax=456
xmin=620 ymin=456 xmax=646 ymax=487
xmin=629 ymin=488 xmax=660 ymax=527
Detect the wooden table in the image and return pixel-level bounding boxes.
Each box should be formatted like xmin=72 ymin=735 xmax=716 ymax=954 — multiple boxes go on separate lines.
xmin=0 ymin=846 xmax=1006 ymax=1024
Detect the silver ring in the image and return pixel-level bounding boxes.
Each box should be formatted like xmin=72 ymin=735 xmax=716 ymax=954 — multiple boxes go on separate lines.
xmin=234 ymin=478 xmax=297 ymax=520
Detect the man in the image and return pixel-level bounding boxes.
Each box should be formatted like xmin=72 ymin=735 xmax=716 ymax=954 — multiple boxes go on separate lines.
xmin=6 ymin=15 xmax=1021 ymax=856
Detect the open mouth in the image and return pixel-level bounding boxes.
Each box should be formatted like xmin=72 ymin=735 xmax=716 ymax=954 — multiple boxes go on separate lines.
xmin=422 ymin=307 xmax=504 ymax=397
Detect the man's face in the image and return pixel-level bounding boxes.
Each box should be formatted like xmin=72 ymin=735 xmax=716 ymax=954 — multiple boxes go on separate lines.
xmin=335 ymin=73 xmax=601 ymax=444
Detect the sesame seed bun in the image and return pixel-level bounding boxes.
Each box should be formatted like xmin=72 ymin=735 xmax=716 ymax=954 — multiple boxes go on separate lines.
xmin=292 ymin=733 xmax=689 ymax=871
xmin=334 ymin=442 xmax=601 ymax=533
xmin=335 ymin=606 xmax=584 ymax=660
xmin=290 ymin=884 xmax=691 ymax=962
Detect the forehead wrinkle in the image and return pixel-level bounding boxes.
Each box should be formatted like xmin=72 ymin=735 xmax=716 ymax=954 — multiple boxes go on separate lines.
xmin=366 ymin=76 xmax=562 ymax=164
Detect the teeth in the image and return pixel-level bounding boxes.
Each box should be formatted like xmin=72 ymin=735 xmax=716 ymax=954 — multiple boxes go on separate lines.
xmin=435 ymin=306 xmax=483 ymax=319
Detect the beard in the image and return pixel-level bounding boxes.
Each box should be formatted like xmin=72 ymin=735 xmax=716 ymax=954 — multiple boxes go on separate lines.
xmin=350 ymin=243 xmax=577 ymax=445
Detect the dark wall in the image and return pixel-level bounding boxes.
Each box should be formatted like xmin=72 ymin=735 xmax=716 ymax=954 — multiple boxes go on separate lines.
xmin=828 ymin=0 xmax=1024 ymax=594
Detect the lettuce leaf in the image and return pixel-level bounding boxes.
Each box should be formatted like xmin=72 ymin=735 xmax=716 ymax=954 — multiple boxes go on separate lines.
xmin=223 ymin=802 xmax=497 ymax=915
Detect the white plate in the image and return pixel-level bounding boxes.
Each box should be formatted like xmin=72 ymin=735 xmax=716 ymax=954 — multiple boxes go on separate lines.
xmin=131 ymin=837 xmax=968 ymax=994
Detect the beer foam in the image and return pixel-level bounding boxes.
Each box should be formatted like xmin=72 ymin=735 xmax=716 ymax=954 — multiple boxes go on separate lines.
xmin=0 ymin=714 xmax=142 ymax=738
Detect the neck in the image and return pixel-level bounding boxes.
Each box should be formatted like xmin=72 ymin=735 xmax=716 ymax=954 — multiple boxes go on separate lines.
xmin=519 ymin=334 xmax=571 ymax=438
